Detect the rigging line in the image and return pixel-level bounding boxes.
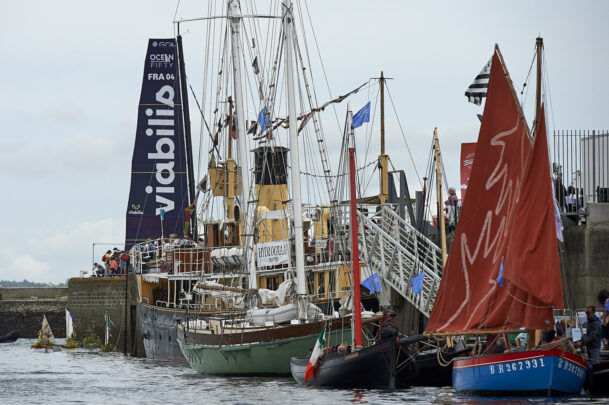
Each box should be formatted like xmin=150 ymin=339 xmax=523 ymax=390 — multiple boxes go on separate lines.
xmin=302 ymin=0 xmax=341 ymax=133
xmin=299 ymin=157 xmax=377 ymax=178
xmin=173 ymin=0 xmax=181 ymax=22
xmin=518 ymin=45 xmax=537 ymax=97
xmin=520 ymin=45 xmax=537 ymax=112
xmin=188 ymin=80 xmax=219 ymax=158
xmin=385 ymin=85 xmax=424 ymax=189
xmin=542 ymin=51 xmax=557 ymax=134
xmin=361 ymin=85 xmax=380 ymax=196
xmin=363 ymin=82 xmax=380 ymax=188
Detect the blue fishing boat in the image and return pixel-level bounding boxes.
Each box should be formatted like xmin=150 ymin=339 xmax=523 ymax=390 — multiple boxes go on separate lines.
xmin=453 ymin=348 xmax=586 ymax=395
xmin=426 ymin=41 xmax=586 ymax=396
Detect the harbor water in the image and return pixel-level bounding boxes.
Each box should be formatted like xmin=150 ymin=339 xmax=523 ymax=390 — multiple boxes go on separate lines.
xmin=1 ymin=339 xmax=607 ymax=405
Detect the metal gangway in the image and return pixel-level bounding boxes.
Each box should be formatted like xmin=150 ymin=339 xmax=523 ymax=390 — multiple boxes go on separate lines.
xmin=357 ymin=204 xmax=444 ymax=318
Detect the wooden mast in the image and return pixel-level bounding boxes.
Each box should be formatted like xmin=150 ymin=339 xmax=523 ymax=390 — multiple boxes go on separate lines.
xmin=348 ymin=146 xmax=363 ymax=349
xmin=283 ymin=0 xmax=308 ymax=319
xmin=379 ymin=72 xmax=389 ymax=204
xmin=433 ymin=128 xmax=447 ymax=265
xmin=530 ymin=36 xmax=544 ymax=349
xmin=534 ymin=37 xmax=543 ymax=136
xmin=229 ymin=0 xmax=257 ymax=289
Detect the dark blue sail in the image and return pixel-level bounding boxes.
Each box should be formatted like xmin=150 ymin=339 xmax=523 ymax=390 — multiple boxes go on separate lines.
xmin=125 ymin=38 xmax=190 ymax=249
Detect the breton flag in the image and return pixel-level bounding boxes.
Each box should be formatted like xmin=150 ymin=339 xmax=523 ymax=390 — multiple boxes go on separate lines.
xmin=304 ymin=327 xmax=326 ymax=381
xmin=465 ymin=57 xmax=492 ymax=105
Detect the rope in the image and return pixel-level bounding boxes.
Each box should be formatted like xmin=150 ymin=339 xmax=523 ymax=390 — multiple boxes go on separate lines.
xmin=506 ymin=283 xmax=555 ymax=309
xmin=386 ymin=85 xmax=423 ymax=189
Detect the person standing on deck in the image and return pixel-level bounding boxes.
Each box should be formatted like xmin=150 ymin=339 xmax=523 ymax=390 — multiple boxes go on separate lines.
xmin=444 ymin=187 xmax=459 ymax=234
xmin=583 ymin=305 xmax=602 ymax=364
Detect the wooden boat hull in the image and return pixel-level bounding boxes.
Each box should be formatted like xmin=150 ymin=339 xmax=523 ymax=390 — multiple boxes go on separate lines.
xmin=290 ymin=337 xmax=397 ymax=388
xmin=453 ymin=348 xmax=587 ymax=395
xmin=178 ymin=326 xmax=351 ymax=375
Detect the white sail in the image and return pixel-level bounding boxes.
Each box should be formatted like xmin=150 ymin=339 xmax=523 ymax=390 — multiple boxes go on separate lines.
xmin=41 ymin=314 xmax=55 ymax=345
xmin=65 ymin=309 xmax=74 ymax=339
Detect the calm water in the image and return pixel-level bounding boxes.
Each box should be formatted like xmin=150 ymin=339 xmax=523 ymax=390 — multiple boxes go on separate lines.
xmin=0 ymin=339 xmax=607 ymax=405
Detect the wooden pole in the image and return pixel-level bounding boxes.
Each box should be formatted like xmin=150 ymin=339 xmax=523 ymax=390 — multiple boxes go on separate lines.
xmin=433 ymin=128 xmax=447 ymax=265
xmin=379 ymin=72 xmax=389 ymax=204
xmin=380 ymin=72 xmax=385 ymax=156
xmin=534 ymin=37 xmax=543 ymax=136
xmin=426 ymin=328 xmax=523 ymax=337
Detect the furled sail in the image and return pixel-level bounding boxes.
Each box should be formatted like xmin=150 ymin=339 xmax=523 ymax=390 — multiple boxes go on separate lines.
xmin=125 ymin=39 xmax=190 ymax=249
xmin=427 ymin=48 xmax=559 ymax=333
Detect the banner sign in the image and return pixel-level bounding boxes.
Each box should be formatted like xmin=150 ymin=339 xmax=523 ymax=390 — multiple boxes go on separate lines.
xmin=125 ymin=39 xmax=189 ymax=249
xmin=256 ymin=240 xmax=290 ymax=267
xmin=460 ymin=142 xmax=476 ymax=204
xmin=314 ymin=239 xmax=327 ymax=249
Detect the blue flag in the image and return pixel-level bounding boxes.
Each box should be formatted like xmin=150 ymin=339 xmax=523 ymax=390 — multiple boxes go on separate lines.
xmin=352 ymin=102 xmax=370 ymax=128
xmin=258 ymin=107 xmax=270 ymax=132
xmin=361 ymin=273 xmax=382 ymax=294
xmin=497 ymin=258 xmax=504 ymax=287
xmin=411 ymin=272 xmax=424 ymax=295
xmin=160 ymin=209 xmax=166 ymax=221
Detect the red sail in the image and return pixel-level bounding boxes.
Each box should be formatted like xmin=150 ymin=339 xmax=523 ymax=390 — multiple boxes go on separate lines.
xmin=427 ymin=50 xmax=555 ymax=333
xmin=502 ymin=106 xmax=564 ymax=309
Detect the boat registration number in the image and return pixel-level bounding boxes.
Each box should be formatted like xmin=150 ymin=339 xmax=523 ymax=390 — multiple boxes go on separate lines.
xmin=557 ymin=358 xmax=585 ymax=378
xmin=489 ymin=358 xmax=545 ymax=374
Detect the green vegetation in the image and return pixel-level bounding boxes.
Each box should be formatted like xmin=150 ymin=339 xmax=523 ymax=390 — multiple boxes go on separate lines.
xmin=81 ymin=335 xmax=102 ymax=349
xmin=64 ymin=337 xmax=80 ymax=349
xmin=101 ymin=343 xmax=114 ymax=352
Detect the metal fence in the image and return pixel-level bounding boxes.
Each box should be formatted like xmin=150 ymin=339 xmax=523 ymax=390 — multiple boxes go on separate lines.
xmin=552 ymin=130 xmax=609 ymax=210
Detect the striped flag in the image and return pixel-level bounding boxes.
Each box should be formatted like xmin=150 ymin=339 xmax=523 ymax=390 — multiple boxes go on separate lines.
xmin=304 ymin=327 xmax=326 ymax=381
xmin=465 ymin=58 xmax=492 ymax=105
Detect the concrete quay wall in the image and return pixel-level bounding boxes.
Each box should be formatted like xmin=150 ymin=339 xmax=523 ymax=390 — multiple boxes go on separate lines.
xmin=0 ymin=287 xmax=68 ymax=300
xmin=562 ymin=223 xmax=609 ymax=309
xmin=67 ymin=275 xmax=145 ymax=356
xmin=0 ymin=299 xmax=66 ymax=338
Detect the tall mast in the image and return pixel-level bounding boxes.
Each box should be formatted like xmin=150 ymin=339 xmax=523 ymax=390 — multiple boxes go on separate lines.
xmin=229 ymin=0 xmax=256 ymax=289
xmin=282 ymin=0 xmax=307 ymax=306
xmin=379 ymin=72 xmax=389 ymax=204
xmin=176 ymin=33 xmax=197 ymax=239
xmin=433 ymin=128 xmax=447 ymax=265
xmin=226 ymin=96 xmax=236 ymax=222
xmin=534 ymin=37 xmax=543 ymax=135
xmin=348 ymin=144 xmax=363 ymax=349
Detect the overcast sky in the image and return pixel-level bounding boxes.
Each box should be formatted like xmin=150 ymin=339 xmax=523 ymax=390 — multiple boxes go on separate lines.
xmin=1 ymin=0 xmax=607 ymax=283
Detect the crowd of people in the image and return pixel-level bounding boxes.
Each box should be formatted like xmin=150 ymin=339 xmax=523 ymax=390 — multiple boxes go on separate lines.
xmin=92 ymin=248 xmax=131 ymax=277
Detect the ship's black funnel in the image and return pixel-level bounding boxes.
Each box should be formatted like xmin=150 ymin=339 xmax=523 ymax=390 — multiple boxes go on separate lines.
xmin=253 ymin=146 xmax=289 ymax=186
